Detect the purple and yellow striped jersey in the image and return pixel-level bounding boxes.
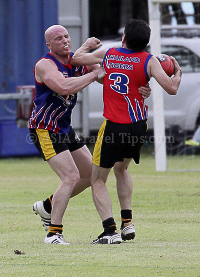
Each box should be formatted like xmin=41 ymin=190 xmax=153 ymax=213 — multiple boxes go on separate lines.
xmin=29 ymin=53 xmax=88 ymax=134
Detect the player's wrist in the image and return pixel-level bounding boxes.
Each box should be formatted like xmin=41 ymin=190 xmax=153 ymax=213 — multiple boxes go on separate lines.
xmin=175 ymin=68 xmax=182 ymax=77
xmin=92 ymin=70 xmax=98 ymax=81
xmin=82 ymin=42 xmax=90 ymax=52
xmin=93 ymin=66 xmax=105 ymax=81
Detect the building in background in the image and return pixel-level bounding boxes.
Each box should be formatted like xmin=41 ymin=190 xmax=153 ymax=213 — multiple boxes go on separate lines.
xmin=0 ymin=0 xmax=199 ymax=157
xmin=0 ymin=0 xmax=58 ymax=157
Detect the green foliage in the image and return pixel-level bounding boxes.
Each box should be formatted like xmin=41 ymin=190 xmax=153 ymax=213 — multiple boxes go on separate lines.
xmin=0 ymin=156 xmax=199 ymax=277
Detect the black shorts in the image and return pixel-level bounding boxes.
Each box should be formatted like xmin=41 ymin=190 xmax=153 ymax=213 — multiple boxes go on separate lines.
xmin=92 ymin=119 xmax=147 ymax=168
xmin=29 ymin=127 xmax=84 ymax=161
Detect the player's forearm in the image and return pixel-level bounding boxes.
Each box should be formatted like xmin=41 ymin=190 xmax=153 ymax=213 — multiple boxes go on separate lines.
xmin=72 ymin=37 xmax=103 ymax=66
xmin=167 ymin=56 xmax=182 ymax=95
xmin=56 ymin=66 xmax=105 ymax=95
xmin=72 ymin=50 xmax=102 ymax=66
xmin=159 ymin=71 xmax=181 ymax=95
xmin=72 ymin=47 xmax=105 ymax=66
xmin=71 ymin=44 xmax=90 ymax=66
xmin=169 ymin=70 xmax=182 ymax=95
xmin=57 ymin=72 xmax=97 ymax=95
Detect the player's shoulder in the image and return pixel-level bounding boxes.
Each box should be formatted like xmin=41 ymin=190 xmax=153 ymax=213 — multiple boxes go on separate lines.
xmin=36 ymin=57 xmax=57 ymax=70
xmin=107 ymin=47 xmax=119 ymax=52
xmin=138 ymin=50 xmax=152 ymax=57
xmin=104 ymin=47 xmax=120 ymax=57
xmin=148 ymin=55 xmax=158 ymax=64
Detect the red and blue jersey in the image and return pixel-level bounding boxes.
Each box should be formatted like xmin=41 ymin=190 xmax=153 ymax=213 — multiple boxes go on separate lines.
xmin=102 ymin=47 xmax=152 ymax=123
xmin=29 ymin=53 xmax=88 ymax=134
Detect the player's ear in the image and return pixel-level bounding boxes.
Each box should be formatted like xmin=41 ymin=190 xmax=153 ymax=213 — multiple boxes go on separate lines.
xmin=122 ymin=34 xmax=126 ymax=46
xmin=46 ymin=42 xmax=51 ymax=50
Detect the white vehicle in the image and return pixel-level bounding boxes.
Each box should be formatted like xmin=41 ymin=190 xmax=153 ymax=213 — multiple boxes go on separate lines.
xmin=87 ymin=34 xmax=200 ymax=135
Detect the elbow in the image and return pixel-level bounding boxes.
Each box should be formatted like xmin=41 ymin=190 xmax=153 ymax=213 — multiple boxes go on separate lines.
xmin=171 ymin=86 xmax=178 ymax=95
xmin=166 ymin=85 xmax=178 ymax=95
xmin=62 ymin=87 xmax=74 ymax=96
xmin=168 ymin=89 xmax=177 ymax=95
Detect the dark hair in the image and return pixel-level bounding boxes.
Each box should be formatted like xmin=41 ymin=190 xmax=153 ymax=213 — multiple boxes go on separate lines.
xmin=124 ymin=19 xmax=151 ymax=52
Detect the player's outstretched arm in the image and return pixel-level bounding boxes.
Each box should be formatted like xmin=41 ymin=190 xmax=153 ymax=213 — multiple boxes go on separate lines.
xmin=35 ymin=59 xmax=105 ymax=95
xmin=148 ymin=56 xmax=182 ymax=95
xmin=71 ymin=37 xmax=107 ymax=66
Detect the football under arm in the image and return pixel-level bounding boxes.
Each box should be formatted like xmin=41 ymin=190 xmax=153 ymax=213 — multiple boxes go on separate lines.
xmin=148 ymin=56 xmax=181 ymax=95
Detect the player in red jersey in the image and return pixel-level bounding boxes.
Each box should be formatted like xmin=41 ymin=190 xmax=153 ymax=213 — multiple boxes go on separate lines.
xmin=71 ymin=19 xmax=182 ymax=244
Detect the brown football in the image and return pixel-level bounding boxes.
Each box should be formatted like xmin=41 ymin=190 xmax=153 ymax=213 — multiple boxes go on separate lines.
xmin=156 ymin=54 xmax=175 ymax=77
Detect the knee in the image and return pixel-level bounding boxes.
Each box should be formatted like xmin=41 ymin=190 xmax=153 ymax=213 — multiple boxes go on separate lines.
xmin=90 ymin=175 xmax=106 ymax=187
xmin=71 ymin=171 xmax=81 ymax=186
xmin=114 ymin=165 xmax=126 ymax=177
xmin=63 ymin=171 xmax=80 ymax=188
xmin=72 ymin=172 xmax=81 ymax=185
xmin=90 ymin=166 xmax=109 ymax=187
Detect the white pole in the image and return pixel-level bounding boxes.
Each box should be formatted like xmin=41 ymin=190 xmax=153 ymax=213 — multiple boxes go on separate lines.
xmin=148 ymin=0 xmax=167 ymax=171
xmin=81 ymin=0 xmax=89 ymax=138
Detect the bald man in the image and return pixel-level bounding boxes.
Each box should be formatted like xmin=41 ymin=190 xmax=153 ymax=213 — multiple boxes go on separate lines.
xmin=29 ymin=25 xmax=105 ymax=244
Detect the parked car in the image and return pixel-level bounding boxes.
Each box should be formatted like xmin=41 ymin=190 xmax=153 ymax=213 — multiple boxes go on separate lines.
xmin=87 ymin=35 xmax=200 ymax=135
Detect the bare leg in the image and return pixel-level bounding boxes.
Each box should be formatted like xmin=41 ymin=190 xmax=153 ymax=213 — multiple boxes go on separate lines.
xmin=113 ymin=159 xmax=132 ymax=210
xmin=113 ymin=159 xmax=135 ymax=241
xmin=48 ymin=150 xmax=80 ymax=225
xmin=91 ymin=164 xmax=112 ymax=221
xmin=70 ymin=145 xmax=92 ymax=197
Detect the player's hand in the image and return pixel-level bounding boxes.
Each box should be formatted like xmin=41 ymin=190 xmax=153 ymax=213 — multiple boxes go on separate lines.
xmin=84 ymin=37 xmax=102 ymax=51
xmin=138 ymin=83 xmax=151 ymax=99
xmin=170 ymin=56 xmax=182 ymax=77
xmin=93 ymin=65 xmax=105 ymax=80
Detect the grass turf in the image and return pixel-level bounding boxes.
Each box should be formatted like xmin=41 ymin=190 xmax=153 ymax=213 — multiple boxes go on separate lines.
xmin=0 ymin=153 xmax=199 ymax=277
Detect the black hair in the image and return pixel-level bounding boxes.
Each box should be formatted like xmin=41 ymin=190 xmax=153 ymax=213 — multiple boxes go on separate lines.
xmin=124 ymin=19 xmax=151 ymax=52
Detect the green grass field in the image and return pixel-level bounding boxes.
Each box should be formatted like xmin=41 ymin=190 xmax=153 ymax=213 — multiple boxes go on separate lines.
xmin=0 ymin=152 xmax=200 ymax=277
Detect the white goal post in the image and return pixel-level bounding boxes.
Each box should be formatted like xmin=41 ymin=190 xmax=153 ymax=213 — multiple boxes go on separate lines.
xmin=148 ymin=0 xmax=200 ymax=171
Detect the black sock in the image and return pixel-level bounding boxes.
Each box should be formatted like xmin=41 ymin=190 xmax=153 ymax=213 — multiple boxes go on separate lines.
xmin=43 ymin=194 xmax=53 ymax=214
xmin=121 ymin=209 xmax=132 ymax=227
xmin=47 ymin=223 xmax=63 ymax=237
xmin=102 ymin=217 xmax=117 ymax=234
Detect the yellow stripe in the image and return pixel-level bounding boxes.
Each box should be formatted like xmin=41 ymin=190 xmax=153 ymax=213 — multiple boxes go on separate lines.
xmin=92 ymin=119 xmax=107 ymax=166
xmin=48 ymin=226 xmax=63 ymax=233
xmin=36 ymin=129 xmax=56 ymax=160
xmin=48 ymin=196 xmax=52 ymax=204
xmin=121 ymin=218 xmax=132 ymax=222
xmin=49 ymin=227 xmax=62 ymax=231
